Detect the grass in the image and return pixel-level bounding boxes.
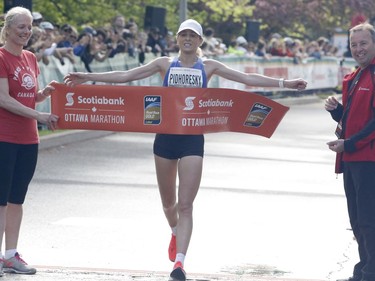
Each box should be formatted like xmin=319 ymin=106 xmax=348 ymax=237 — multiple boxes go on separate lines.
xmin=314 ymin=87 xmax=342 ymax=100
xmin=38 ymin=129 xmax=66 ymax=137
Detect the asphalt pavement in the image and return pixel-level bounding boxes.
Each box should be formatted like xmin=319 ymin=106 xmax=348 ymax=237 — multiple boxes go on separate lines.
xmin=8 ymin=95 xmax=353 ymax=281
xmin=1 ymin=267 xmax=249 ymax=281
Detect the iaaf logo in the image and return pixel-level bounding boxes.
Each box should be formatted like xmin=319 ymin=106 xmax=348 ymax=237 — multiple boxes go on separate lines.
xmin=145 ymin=96 xmax=159 ymax=102
xmin=65 ymin=92 xmax=125 ymax=106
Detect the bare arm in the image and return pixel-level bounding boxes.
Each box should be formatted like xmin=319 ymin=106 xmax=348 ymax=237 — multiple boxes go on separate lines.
xmin=204 ymin=59 xmax=307 ymax=90
xmin=0 ymin=78 xmax=59 ymax=130
xmin=64 ymin=56 xmax=170 ymax=86
xmin=35 ymin=81 xmax=57 ymax=103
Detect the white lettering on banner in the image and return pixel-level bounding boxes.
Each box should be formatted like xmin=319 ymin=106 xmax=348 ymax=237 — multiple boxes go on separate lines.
xmin=64 ymin=113 xmax=125 ymax=124
xmin=199 ymin=99 xmax=233 ymax=108
xmin=182 ymin=116 xmax=229 ymax=127
xmin=90 ymin=114 xmax=125 ymax=124
xmin=65 ymin=114 xmax=89 ymax=122
xmin=77 ymin=96 xmax=125 ymax=105
xmin=182 ymin=118 xmax=206 ymax=126
xmin=168 ymin=67 xmax=203 ymax=87
xmin=206 ymin=116 xmax=229 ymax=125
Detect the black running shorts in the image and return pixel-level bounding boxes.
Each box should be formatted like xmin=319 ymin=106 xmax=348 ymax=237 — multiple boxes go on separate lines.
xmin=153 ymin=134 xmax=204 ymax=159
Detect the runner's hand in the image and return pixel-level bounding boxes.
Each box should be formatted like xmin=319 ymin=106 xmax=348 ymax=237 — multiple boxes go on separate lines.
xmin=64 ymin=72 xmax=88 ymax=87
xmin=285 ymin=78 xmax=307 ymax=90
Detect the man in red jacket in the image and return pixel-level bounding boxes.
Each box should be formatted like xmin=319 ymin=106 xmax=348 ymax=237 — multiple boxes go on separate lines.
xmin=325 ymin=22 xmax=375 ymax=281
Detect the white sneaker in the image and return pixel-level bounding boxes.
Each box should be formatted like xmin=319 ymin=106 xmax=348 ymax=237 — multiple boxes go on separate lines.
xmin=3 ymin=253 xmax=36 ymax=275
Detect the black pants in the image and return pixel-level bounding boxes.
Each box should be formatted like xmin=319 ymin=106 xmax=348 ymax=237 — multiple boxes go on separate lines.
xmin=343 ymin=162 xmax=375 ymax=281
xmin=0 ymin=142 xmax=38 ymax=206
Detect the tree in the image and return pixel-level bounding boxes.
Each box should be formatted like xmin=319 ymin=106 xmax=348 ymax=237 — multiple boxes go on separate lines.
xmin=0 ymin=0 xmax=180 ymax=33
xmin=187 ymin=0 xmax=255 ymax=45
xmin=253 ymin=0 xmax=375 ymax=40
xmin=30 ymin=0 xmax=180 ymax=32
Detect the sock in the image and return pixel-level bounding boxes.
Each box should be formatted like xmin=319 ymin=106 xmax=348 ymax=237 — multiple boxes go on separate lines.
xmin=171 ymin=226 xmax=177 ymax=236
xmin=4 ymin=249 xmax=17 ymax=259
xmin=175 ymin=253 xmax=185 ymax=266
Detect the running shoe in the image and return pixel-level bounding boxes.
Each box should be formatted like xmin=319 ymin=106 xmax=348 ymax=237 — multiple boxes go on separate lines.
xmin=0 ymin=258 xmax=4 ymax=277
xmin=3 ymin=253 xmax=36 ymax=275
xmin=168 ymin=234 xmax=176 ymax=262
xmin=170 ymin=261 xmax=186 ymax=281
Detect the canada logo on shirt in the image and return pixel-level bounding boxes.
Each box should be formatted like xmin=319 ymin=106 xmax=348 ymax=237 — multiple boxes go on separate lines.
xmin=21 ymin=73 xmax=35 ymax=90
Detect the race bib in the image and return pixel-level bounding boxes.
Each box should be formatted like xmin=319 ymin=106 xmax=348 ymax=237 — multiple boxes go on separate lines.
xmin=167 ymin=67 xmax=203 ymax=88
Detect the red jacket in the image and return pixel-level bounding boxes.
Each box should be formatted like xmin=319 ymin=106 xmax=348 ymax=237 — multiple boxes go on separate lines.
xmin=334 ymin=59 xmax=375 ymax=172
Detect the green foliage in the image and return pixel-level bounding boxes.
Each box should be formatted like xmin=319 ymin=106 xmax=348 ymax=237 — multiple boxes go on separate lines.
xmin=194 ymin=0 xmax=253 ymax=23
xmin=0 ymin=0 xmax=172 ymax=33
xmin=253 ymin=0 xmax=375 ymax=40
xmin=188 ymin=0 xmax=254 ymax=44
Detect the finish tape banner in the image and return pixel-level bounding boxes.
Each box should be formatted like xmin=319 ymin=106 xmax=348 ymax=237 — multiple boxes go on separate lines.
xmin=51 ymin=83 xmax=289 ymax=138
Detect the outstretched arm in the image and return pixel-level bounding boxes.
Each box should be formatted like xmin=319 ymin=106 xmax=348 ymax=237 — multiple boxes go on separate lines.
xmin=64 ymin=56 xmax=169 ymax=86
xmin=0 ymin=78 xmax=59 ymax=130
xmin=204 ymin=59 xmax=307 ymax=90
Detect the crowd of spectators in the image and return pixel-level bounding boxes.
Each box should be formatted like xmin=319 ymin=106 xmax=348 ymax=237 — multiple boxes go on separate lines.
xmin=19 ymin=12 xmax=344 ymax=70
xmin=225 ymin=33 xmax=340 ymax=63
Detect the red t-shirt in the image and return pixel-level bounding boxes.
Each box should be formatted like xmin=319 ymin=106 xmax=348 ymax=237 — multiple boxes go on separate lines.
xmin=0 ymin=48 xmax=40 ymax=144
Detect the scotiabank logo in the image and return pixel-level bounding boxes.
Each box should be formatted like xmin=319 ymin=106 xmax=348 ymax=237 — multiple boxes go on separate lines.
xmin=184 ymin=96 xmax=196 ymax=110
xmin=198 ymin=99 xmax=233 ymax=108
xmin=65 ymin=92 xmax=125 ymax=107
xmin=65 ymin=92 xmax=74 ymax=106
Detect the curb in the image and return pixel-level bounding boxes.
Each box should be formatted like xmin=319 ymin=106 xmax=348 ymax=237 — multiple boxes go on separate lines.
xmin=39 ymin=130 xmax=115 ymax=151
xmin=276 ymin=95 xmax=322 ymax=106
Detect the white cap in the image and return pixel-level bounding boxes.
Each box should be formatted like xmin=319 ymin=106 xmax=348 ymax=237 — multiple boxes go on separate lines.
xmin=40 ymin=21 xmax=54 ymax=30
xmin=32 ymin=12 xmax=42 ymax=20
xmin=177 ymin=19 xmax=203 ymax=37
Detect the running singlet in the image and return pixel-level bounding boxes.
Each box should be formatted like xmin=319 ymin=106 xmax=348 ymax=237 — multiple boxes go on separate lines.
xmin=0 ymin=49 xmax=40 ymax=144
xmin=154 ymin=57 xmax=207 ymax=159
xmin=162 ymin=57 xmax=207 ymax=88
